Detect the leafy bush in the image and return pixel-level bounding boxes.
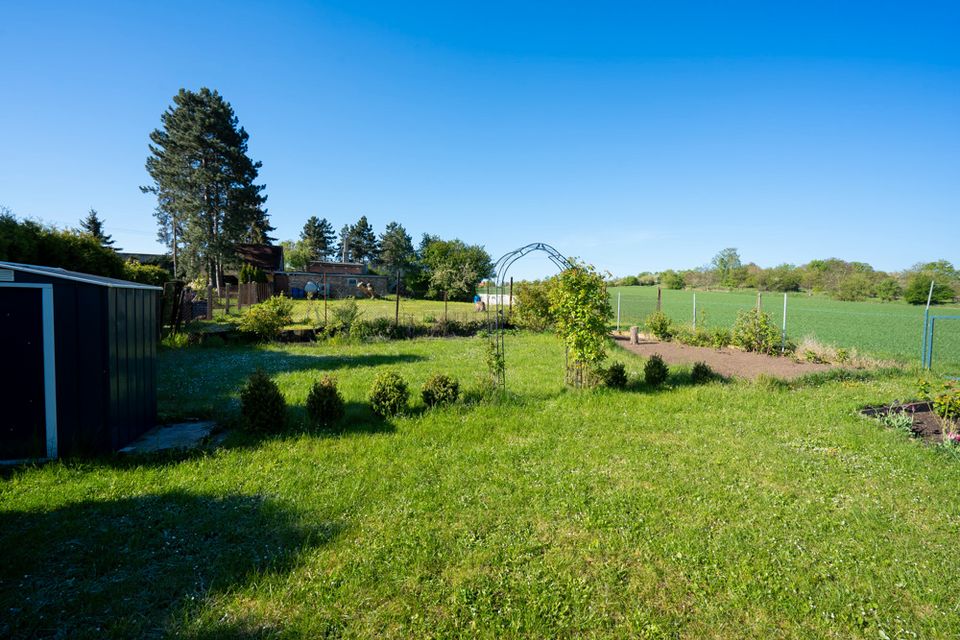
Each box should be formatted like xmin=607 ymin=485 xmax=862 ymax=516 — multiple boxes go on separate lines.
xmin=644 ymin=354 xmax=669 ymax=387
xmin=690 ymin=361 xmax=716 ymax=384
xmin=161 ymin=332 xmax=190 ymax=349
xmin=601 ymin=362 xmax=629 ymax=389
xmin=875 ymin=277 xmax=902 ymax=302
xmin=239 ymin=295 xmax=293 ymax=340
xmin=732 ymin=308 xmax=780 ymax=355
xmin=328 ymin=298 xmax=363 ymax=333
xmin=673 ymin=325 xmax=712 ymax=347
xmin=240 ymin=369 xmax=286 ymax=433
xmin=660 ymin=270 xmax=685 ymax=289
xmin=514 ymin=280 xmax=554 ymax=331
xmin=421 ymin=373 xmax=460 ymax=407
xmin=710 ymin=327 xmax=732 ymax=349
xmin=368 ymin=371 xmax=409 ymax=417
xmin=920 ymin=378 xmax=960 ymax=422
xmin=123 ymin=260 xmax=169 ymax=286
xmin=0 ymin=211 xmax=127 ymax=278
xmin=645 ymin=311 xmax=674 ymax=341
xmin=549 ymin=262 xmax=612 ymax=386
xmin=904 ymin=274 xmax=956 ymax=305
xmin=306 ymin=376 xmax=345 ymax=427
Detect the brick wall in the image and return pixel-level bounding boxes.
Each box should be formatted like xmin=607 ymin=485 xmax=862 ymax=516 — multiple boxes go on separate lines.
xmin=284 ymin=272 xmax=389 ymax=298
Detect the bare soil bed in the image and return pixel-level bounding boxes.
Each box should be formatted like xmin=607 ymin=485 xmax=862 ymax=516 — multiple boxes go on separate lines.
xmin=861 ymin=401 xmax=947 ymax=444
xmin=613 ymin=334 xmax=833 ymax=380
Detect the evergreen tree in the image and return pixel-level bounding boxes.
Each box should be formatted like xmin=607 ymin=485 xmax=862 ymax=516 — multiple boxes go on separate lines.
xmin=345 ymin=215 xmax=379 ymax=264
xmin=335 ymin=224 xmax=350 ymax=262
xmin=79 ymin=208 xmax=115 ymax=248
xmin=378 ymin=222 xmax=414 ymax=272
xmin=142 ymin=87 xmax=268 ymax=289
xmin=300 ymin=216 xmax=336 ymax=261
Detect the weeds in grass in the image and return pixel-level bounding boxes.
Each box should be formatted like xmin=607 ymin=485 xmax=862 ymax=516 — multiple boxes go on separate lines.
xmin=793 ymin=336 xmax=895 ymax=368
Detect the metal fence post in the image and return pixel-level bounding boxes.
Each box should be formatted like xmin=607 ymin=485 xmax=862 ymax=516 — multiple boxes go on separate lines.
xmin=921 ymin=280 xmax=935 ymax=368
xmin=781 ymin=292 xmax=787 ymax=354
xmin=616 ymin=292 xmax=621 ymax=332
xmin=692 ymin=293 xmax=697 ymax=329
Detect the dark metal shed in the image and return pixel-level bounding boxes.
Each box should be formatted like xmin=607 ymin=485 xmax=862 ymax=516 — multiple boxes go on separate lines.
xmin=0 ymin=262 xmax=162 ymax=460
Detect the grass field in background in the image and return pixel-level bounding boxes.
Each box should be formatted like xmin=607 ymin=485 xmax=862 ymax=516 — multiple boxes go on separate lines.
xmin=4 ymin=334 xmax=960 ymax=637
xmin=609 ymin=286 xmax=960 ymax=372
xmin=287 ymin=297 xmax=482 ymax=326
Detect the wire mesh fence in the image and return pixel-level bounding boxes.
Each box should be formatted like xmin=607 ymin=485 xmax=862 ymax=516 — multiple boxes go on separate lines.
xmin=608 ymin=286 xmax=960 ymax=372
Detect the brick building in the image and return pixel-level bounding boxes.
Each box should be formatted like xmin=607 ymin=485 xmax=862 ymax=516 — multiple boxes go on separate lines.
xmin=275 ymin=261 xmax=389 ymax=299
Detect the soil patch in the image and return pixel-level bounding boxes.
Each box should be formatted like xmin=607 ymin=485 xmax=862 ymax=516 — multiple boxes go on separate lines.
xmin=613 ymin=334 xmax=833 ymax=380
xmin=861 ymin=402 xmax=947 ymax=444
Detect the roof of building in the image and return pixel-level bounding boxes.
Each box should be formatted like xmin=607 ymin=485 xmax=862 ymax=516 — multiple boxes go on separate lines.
xmin=236 ymin=244 xmax=284 ymax=271
xmin=0 ymin=261 xmax=163 ymax=291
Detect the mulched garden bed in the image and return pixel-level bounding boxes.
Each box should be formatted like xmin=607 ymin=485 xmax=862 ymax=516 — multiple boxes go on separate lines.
xmin=861 ymin=401 xmax=947 ymax=444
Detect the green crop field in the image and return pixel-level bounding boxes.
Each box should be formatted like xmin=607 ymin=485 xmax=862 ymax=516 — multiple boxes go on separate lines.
xmin=609 ymin=286 xmax=960 ymax=372
xmin=4 ymin=334 xmax=960 ymax=637
xmin=287 ymin=297 xmax=483 ymax=327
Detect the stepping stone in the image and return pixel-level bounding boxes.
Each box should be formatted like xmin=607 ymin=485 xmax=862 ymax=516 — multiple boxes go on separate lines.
xmin=119 ymin=421 xmax=216 ymax=454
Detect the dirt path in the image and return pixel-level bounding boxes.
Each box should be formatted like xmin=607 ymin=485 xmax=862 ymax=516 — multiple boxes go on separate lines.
xmin=613 ymin=335 xmax=833 ymax=380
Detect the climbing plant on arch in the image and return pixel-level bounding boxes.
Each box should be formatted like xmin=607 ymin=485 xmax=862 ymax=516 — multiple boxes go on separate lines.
xmin=487 ymin=244 xmax=612 ymax=388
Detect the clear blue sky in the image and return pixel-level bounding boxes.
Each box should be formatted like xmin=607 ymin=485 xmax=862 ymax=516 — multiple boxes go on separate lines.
xmin=1 ymin=1 xmax=957 ymax=279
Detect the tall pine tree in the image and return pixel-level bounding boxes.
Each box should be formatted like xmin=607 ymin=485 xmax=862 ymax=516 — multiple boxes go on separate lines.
xmin=300 ymin=216 xmax=336 ymax=262
xmin=344 ymin=215 xmax=379 ymax=264
xmin=142 ymin=88 xmax=268 ymax=289
xmin=79 ymin=208 xmax=116 ymax=248
xmin=378 ymin=222 xmax=414 ymax=272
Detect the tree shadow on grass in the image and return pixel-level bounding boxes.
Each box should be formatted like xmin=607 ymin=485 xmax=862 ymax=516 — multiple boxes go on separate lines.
xmin=0 ymin=491 xmax=336 ymax=638
xmin=158 ymin=351 xmax=427 ymax=423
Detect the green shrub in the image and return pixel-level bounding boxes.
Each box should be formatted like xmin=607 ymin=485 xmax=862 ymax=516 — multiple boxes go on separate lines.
xmin=673 ymin=325 xmax=711 ymax=347
xmin=644 ymin=354 xmax=669 ymax=387
xmin=161 ymin=331 xmax=190 ymax=349
xmin=601 ymin=362 xmax=629 ymax=389
xmin=326 ymin=298 xmax=363 ymax=334
xmin=645 ymin=311 xmax=673 ymax=341
xmin=904 ymin=274 xmax=956 ymax=305
xmin=710 ymin=327 xmax=732 ymax=349
xmin=690 ymin=361 xmax=716 ymax=384
xmin=306 ymin=376 xmax=345 ymax=428
xmin=240 ymin=369 xmax=286 ymax=433
xmin=239 ymin=295 xmax=293 ymax=340
xmin=368 ymin=371 xmax=409 ymax=417
xmin=732 ymin=308 xmax=780 ymax=355
xmin=931 ymin=380 xmax=960 ymax=422
xmin=239 ymin=263 xmax=268 ymax=284
xmin=421 ymin=373 xmax=460 ymax=407
xmin=123 ymin=260 xmax=169 ymax=286
xmin=514 ymin=280 xmax=554 ymax=331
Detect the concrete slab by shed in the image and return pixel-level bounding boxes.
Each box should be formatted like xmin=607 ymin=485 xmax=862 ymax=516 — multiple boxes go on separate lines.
xmin=119 ymin=421 xmax=216 ymax=454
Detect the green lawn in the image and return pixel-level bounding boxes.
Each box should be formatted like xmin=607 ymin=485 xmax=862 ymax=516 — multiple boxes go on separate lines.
xmin=204 ymin=296 xmax=483 ymax=329
xmin=610 ymin=286 xmax=960 ymax=372
xmin=4 ymin=334 xmax=960 ymax=637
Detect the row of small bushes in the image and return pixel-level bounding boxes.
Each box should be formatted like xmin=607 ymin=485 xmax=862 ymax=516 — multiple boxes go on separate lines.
xmin=644 ymin=308 xmax=780 ymax=355
xmin=239 ymin=370 xmax=462 ymax=433
xmin=597 ymin=356 xmax=716 ymax=390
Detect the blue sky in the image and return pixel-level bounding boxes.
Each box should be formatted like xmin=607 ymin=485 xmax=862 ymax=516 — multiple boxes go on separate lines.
xmin=1 ymin=1 xmax=957 ymax=279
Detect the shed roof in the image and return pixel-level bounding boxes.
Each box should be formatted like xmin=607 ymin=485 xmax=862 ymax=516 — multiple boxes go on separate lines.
xmin=0 ymin=262 xmax=163 ymax=290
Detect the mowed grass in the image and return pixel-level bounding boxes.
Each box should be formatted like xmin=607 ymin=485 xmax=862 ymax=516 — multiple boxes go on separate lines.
xmin=4 ymin=334 xmax=960 ymax=637
xmin=287 ymin=297 xmax=483 ymax=327
xmin=610 ymin=286 xmax=960 ymax=372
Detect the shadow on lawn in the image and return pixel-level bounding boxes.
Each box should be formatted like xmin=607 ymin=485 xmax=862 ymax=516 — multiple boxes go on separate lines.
xmin=0 ymin=491 xmax=336 ymax=638
xmin=158 ymin=351 xmax=427 ymax=423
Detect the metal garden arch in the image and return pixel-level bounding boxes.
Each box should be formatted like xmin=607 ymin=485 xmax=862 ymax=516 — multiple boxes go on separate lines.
xmin=486 ymin=243 xmax=573 ymax=389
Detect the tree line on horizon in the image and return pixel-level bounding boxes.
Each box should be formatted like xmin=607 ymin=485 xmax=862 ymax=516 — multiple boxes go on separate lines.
xmin=608 ymin=248 xmax=959 ymax=305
